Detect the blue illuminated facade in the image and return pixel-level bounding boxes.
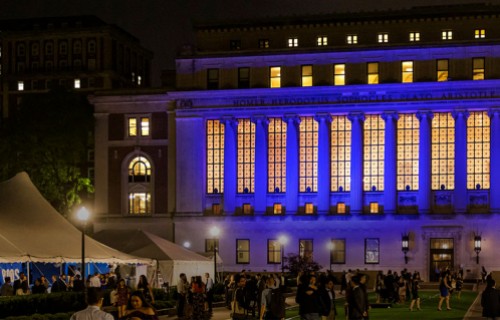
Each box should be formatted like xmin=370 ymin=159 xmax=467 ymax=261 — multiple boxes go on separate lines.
xmin=93 ymin=4 xmax=500 ymax=280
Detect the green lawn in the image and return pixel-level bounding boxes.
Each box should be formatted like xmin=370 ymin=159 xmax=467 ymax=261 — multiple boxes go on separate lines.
xmin=285 ymin=291 xmax=478 ymax=320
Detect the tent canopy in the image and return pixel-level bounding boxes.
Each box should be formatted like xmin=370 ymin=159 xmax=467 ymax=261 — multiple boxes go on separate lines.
xmin=93 ymin=229 xmax=213 ymax=285
xmin=0 ymin=172 xmax=152 ymax=265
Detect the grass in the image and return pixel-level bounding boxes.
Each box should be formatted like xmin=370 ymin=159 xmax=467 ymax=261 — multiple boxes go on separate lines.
xmin=285 ymin=290 xmax=478 ymax=320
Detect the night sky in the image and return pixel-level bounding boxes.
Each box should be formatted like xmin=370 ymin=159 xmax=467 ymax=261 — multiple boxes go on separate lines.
xmin=3 ymin=0 xmax=500 ymax=86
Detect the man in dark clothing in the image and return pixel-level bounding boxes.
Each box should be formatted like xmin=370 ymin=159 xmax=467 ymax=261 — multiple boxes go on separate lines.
xmin=348 ymin=275 xmax=368 ymax=320
xmin=13 ymin=272 xmax=27 ymax=293
xmin=482 ymin=278 xmax=500 ymax=320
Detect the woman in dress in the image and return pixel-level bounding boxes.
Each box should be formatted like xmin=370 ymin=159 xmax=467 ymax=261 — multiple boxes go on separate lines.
xmin=116 ymin=278 xmax=131 ymax=319
xmin=191 ymin=275 xmax=206 ymax=319
xmin=409 ymin=272 xmax=421 ymax=311
xmin=121 ymin=290 xmax=158 ymax=320
xmin=437 ymin=270 xmax=452 ymax=311
xmin=137 ymin=275 xmax=155 ymax=304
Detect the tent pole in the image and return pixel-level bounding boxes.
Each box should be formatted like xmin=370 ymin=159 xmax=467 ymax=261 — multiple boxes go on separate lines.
xmin=27 ymin=261 xmax=30 ymax=285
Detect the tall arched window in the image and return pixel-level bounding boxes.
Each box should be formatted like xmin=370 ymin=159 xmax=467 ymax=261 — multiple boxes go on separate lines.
xmin=126 ymin=156 xmax=153 ymax=215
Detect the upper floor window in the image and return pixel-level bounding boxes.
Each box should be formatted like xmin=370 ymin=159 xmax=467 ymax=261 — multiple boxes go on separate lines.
xmin=467 ymin=112 xmax=490 ymax=190
xmin=334 ymin=64 xmax=345 ymax=86
xmin=17 ymin=81 xmax=24 ymax=91
xmin=229 ymin=40 xmax=241 ymax=50
xmin=207 ymin=68 xmax=219 ymax=89
xmin=238 ymin=67 xmax=250 ymax=89
xmin=409 ymin=32 xmax=420 ymax=42
xmin=237 ymin=119 xmax=255 ymax=194
xmin=267 ymin=239 xmax=281 ymax=264
xmin=87 ymin=40 xmax=96 ymax=53
xmin=268 ymin=118 xmax=287 ymax=193
xmin=402 ymin=61 xmax=413 ymax=83
xmin=207 ymin=120 xmax=224 ymax=194
xmin=31 ymin=43 xmax=39 ymax=56
xmin=367 ymin=62 xmax=379 ymax=84
xmin=288 ymin=37 xmax=298 ymax=47
xmin=59 ymin=41 xmax=68 ymax=55
xmin=473 ymin=58 xmax=485 ymax=80
xmin=270 ymin=67 xmax=281 ymax=88
xmin=299 ymin=117 xmax=318 ymax=193
xmin=258 ymin=39 xmax=270 ymax=49
xmin=128 ymin=116 xmax=150 ymax=137
xmin=73 ymin=40 xmax=82 ymax=54
xmin=346 ymin=34 xmax=358 ymax=44
xmin=475 ymin=29 xmax=486 ymax=39
xmin=363 ymin=115 xmax=385 ymax=192
xmin=301 ymin=65 xmax=313 ymax=87
xmin=128 ymin=156 xmax=151 ymax=183
xmin=437 ymin=59 xmax=449 ymax=82
xmin=17 ymin=43 xmax=26 ymax=56
xmin=45 ymin=42 xmax=53 ymax=55
xmin=330 ymin=239 xmax=346 ymax=264
xmin=74 ymin=78 xmax=81 ymax=89
xmin=397 ymin=114 xmax=419 ymax=191
xmin=331 ymin=116 xmax=351 ymax=192
xmin=431 ymin=112 xmax=455 ymax=190
xmin=377 ymin=33 xmax=389 ymax=43
xmin=317 ymin=36 xmax=328 ymax=46
xmin=441 ymin=30 xmax=453 ymax=40
xmin=236 ymin=239 xmax=250 ymax=264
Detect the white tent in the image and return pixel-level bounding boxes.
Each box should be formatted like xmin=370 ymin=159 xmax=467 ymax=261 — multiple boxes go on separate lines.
xmin=92 ymin=229 xmax=214 ymax=286
xmin=0 ymin=172 xmax=152 ymax=265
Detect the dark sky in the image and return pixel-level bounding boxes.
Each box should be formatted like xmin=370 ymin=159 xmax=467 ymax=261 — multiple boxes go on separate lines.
xmin=3 ymin=0 xmax=500 ymax=86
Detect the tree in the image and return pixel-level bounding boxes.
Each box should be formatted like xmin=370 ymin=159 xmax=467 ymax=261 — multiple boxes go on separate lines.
xmin=0 ymin=87 xmax=94 ymax=215
xmin=283 ymin=253 xmax=323 ymax=275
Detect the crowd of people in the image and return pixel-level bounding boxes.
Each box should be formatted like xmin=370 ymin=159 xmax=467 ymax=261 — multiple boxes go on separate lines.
xmin=176 ymin=272 xmax=215 ymax=320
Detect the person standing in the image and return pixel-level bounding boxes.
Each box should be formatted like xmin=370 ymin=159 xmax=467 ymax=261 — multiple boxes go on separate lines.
xmin=177 ymin=273 xmax=189 ymax=319
xmin=205 ymin=272 xmax=214 ymax=313
xmin=0 ymin=277 xmax=14 ymax=296
xmin=70 ymin=287 xmax=114 ymax=320
xmin=482 ymin=278 xmax=500 ymax=320
xmin=137 ymin=275 xmax=154 ymax=304
xmin=409 ymin=272 xmax=421 ymax=311
xmin=437 ymin=270 xmax=452 ymax=311
xmin=348 ymin=275 xmax=368 ymax=320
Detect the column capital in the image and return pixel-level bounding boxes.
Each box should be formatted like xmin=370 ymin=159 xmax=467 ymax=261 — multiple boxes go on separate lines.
xmin=451 ymin=110 xmax=470 ymax=120
xmin=314 ymin=113 xmax=332 ymax=124
xmin=416 ymin=111 xmax=434 ymax=121
xmin=251 ymin=115 xmax=270 ymax=126
xmin=488 ymin=108 xmax=500 ymax=118
xmin=220 ymin=116 xmax=238 ymax=129
xmin=283 ymin=114 xmax=301 ymax=126
xmin=381 ymin=111 xmax=400 ymax=122
xmin=347 ymin=112 xmax=365 ymax=123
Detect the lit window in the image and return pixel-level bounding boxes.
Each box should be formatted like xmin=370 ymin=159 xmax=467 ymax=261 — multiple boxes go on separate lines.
xmin=267 ymin=239 xmax=281 ymax=264
xmin=207 ymin=120 xmax=224 ymax=194
xmin=212 ymin=203 xmax=221 ymax=215
xmin=237 ymin=119 xmax=255 ymax=194
xmin=128 ymin=118 xmax=137 ymax=137
xmin=402 ymin=61 xmax=413 ymax=83
xmin=137 ymin=76 xmax=142 ymax=86
xmin=334 ymin=64 xmax=345 ymax=86
xmin=331 ymin=116 xmax=351 ymax=192
xmin=330 ymin=239 xmax=346 ymax=264
xmin=236 ymin=239 xmax=250 ymax=264
xmin=431 ymin=113 xmax=455 ymax=190
xmin=128 ymin=156 xmax=151 ymax=182
xmin=363 ymin=115 xmax=385 ymax=191
xmin=128 ymin=116 xmax=150 ymax=137
xmin=299 ymin=117 xmax=318 ymax=192
xmin=299 ymin=239 xmax=313 ymax=261
xmin=377 ymin=33 xmax=389 ymax=43
xmin=207 ymin=68 xmax=219 ymax=89
xmin=365 ymin=238 xmax=380 ymax=264
xmin=397 ymin=114 xmax=419 ymax=191
xmin=273 ymin=203 xmax=283 ymax=214
xmin=473 ymin=58 xmax=485 ymax=80
xmin=268 ymin=118 xmax=287 ymax=193
xmin=367 ymin=62 xmax=379 ymax=84
xmin=441 ymin=30 xmax=453 ymax=40
xmin=259 ymin=39 xmax=270 ymax=48
xmin=346 ymin=34 xmax=358 ymax=44
xmin=242 ymin=203 xmax=252 ymax=215
xmin=467 ymin=112 xmax=490 ymax=190
xmin=128 ymin=192 xmax=151 ymax=214
xmin=270 ymin=67 xmax=281 ymax=88
xmin=409 ymin=32 xmax=420 ymax=42
xmin=17 ymin=81 xmax=24 ymax=91
xmin=305 ymin=203 xmax=314 ymax=214
xmin=288 ymin=37 xmax=298 ymax=47
xmin=74 ymin=78 xmax=80 ymax=89
xmin=437 ymin=59 xmax=449 ymax=82
xmin=474 ymin=29 xmax=486 ymax=39
xmin=337 ymin=202 xmax=346 ymax=214
xmin=317 ymin=36 xmax=328 ymax=46
xmin=140 ymin=117 xmax=149 ymax=136
xmin=301 ymin=65 xmax=313 ymax=87
xmin=369 ymin=202 xmax=379 ymax=214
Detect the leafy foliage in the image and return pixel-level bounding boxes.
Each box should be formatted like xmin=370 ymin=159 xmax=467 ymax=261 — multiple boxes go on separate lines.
xmin=283 ymin=253 xmax=322 ymax=275
xmin=0 ymin=87 xmax=94 ymax=215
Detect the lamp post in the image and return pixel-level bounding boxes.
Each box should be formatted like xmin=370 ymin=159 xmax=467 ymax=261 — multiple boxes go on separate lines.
xmin=402 ymin=234 xmax=410 ymax=264
xmin=210 ymin=226 xmax=220 ymax=283
xmin=77 ymin=207 xmax=90 ymax=290
xmin=278 ymin=235 xmax=288 ymax=273
xmin=474 ymin=235 xmax=482 ymax=264
xmin=327 ymin=240 xmax=334 ymax=272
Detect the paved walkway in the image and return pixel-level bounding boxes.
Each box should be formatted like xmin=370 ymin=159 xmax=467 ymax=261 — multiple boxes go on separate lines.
xmin=463 ymin=283 xmax=485 ymax=320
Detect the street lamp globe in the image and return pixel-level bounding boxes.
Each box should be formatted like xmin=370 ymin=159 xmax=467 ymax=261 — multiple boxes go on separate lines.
xmin=278 ymin=235 xmax=288 ymax=245
xmin=77 ymin=207 xmax=90 ymax=222
xmin=210 ymin=226 xmax=221 ymax=238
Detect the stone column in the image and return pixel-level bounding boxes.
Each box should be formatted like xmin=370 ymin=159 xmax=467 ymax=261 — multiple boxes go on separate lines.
xmin=221 ymin=117 xmax=238 ymax=215
xmin=489 ymin=110 xmax=500 ymax=213
xmin=382 ymin=112 xmax=399 ymax=214
xmin=416 ymin=111 xmax=433 ymax=214
xmin=452 ymin=110 xmax=469 ymax=214
xmin=284 ymin=114 xmax=301 ymax=214
xmin=315 ymin=113 xmax=332 ymax=214
xmin=348 ymin=113 xmax=365 ymax=214
xmin=251 ymin=115 xmax=269 ymax=214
